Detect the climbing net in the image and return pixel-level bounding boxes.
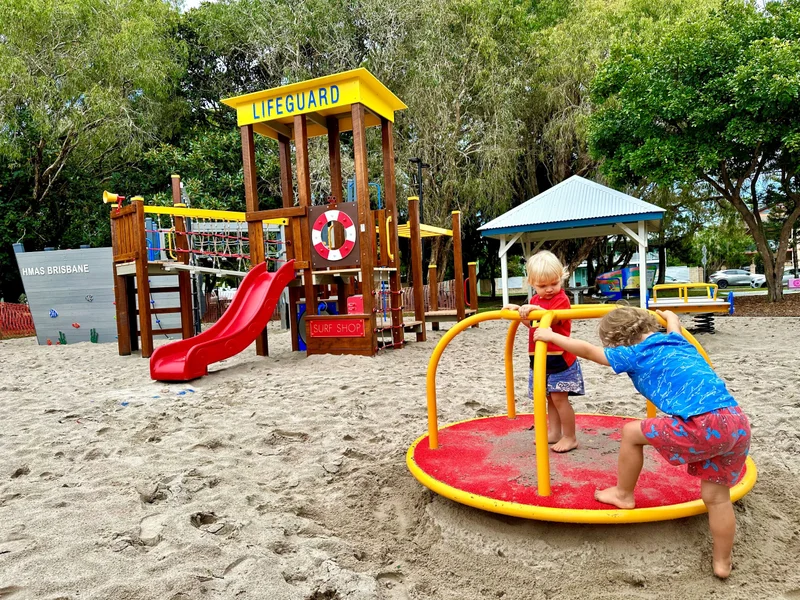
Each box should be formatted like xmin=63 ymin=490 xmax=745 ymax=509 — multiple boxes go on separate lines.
xmin=144 ymin=211 xmax=286 ymax=273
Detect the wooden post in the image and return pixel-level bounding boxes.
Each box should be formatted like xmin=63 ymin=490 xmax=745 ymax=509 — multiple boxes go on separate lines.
xmin=428 ymin=264 xmax=439 ymax=331
xmin=132 ymin=199 xmax=154 ymax=358
xmin=381 ymin=118 xmax=404 ymax=348
xmin=171 ymin=175 xmax=194 ymax=340
xmin=278 ymin=133 xmax=300 ymax=352
xmin=126 ymin=272 xmax=139 ymax=352
xmin=453 ymin=211 xmax=465 ymax=321
xmin=327 ymin=116 xmax=343 ymax=203
xmin=241 ymin=124 xmax=269 ymax=356
xmin=110 ymin=213 xmax=132 ymax=355
xmin=352 ymin=103 xmax=377 ymax=353
xmin=468 ymin=261 xmax=479 ymax=327
xmin=294 ymin=114 xmax=317 ymax=340
xmin=409 ymin=197 xmax=426 ymax=342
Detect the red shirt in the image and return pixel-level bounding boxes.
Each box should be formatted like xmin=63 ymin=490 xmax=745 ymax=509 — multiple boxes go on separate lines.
xmin=527 ymin=289 xmax=576 ymax=371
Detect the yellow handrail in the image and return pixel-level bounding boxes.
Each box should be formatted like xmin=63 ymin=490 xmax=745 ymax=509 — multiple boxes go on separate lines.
xmin=426 ymin=306 xmax=712 ymax=497
xmin=143 ymin=205 xmax=287 ymax=226
xmin=652 ymin=282 xmax=718 ymax=303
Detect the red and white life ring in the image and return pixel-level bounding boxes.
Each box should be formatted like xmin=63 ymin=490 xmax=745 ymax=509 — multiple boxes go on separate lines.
xmin=311 ymin=210 xmax=357 ymax=261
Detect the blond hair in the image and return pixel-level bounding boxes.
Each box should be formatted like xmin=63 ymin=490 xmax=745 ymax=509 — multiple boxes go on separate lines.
xmin=526 ymin=250 xmax=568 ymax=284
xmin=598 ymin=306 xmax=660 ymax=347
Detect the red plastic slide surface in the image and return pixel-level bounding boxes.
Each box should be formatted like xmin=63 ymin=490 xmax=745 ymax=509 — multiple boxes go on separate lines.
xmin=150 ymin=260 xmax=295 ymax=381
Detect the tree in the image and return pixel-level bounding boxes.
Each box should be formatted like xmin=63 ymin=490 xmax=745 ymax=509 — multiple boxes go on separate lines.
xmin=589 ymin=0 xmax=800 ymax=301
xmin=689 ymin=206 xmax=753 ymax=276
xmin=0 ymin=0 xmax=185 ymax=298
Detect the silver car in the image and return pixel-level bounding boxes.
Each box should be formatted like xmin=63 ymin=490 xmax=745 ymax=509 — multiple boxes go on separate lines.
xmin=709 ymin=269 xmax=751 ymax=288
xmin=750 ymin=268 xmax=800 ymax=288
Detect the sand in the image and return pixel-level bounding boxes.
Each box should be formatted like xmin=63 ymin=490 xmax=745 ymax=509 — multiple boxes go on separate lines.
xmin=1 ymin=316 xmax=799 ymax=600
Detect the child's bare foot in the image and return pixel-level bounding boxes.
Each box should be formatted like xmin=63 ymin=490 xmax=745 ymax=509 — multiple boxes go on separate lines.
xmin=551 ymin=436 xmax=578 ymax=453
xmin=594 ymin=486 xmax=635 ymax=509
xmin=713 ymin=556 xmax=732 ymax=579
xmin=547 ymin=430 xmax=562 ymax=444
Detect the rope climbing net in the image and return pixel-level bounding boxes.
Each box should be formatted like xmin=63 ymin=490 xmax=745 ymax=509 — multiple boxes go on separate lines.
xmin=144 ymin=209 xmax=286 ymax=273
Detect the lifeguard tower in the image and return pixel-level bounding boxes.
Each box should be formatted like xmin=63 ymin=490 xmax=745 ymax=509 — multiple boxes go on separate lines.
xmin=222 ymin=69 xmax=408 ymax=356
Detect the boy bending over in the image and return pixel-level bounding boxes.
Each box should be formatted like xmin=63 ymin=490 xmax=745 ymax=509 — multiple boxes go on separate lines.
xmin=534 ymin=307 xmax=751 ymax=579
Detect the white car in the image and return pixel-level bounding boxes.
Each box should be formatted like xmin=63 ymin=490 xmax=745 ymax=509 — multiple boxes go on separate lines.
xmin=709 ymin=269 xmax=752 ymax=288
xmin=663 ymin=274 xmax=690 ymax=284
xmin=750 ymin=268 xmax=800 ymax=288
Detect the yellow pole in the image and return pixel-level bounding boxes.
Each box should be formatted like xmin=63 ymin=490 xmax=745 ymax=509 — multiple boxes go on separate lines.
xmin=533 ymin=311 xmax=554 ymax=496
xmin=504 ymin=320 xmax=521 ymax=419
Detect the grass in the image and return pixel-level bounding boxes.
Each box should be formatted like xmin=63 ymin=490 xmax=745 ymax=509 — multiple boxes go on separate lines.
xmin=476 ymin=285 xmax=756 ymax=312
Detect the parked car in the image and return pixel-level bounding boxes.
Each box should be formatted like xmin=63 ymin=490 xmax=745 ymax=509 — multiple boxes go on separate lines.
xmin=709 ymin=269 xmax=752 ymax=288
xmin=750 ymin=268 xmax=800 ymax=288
xmin=663 ymin=274 xmax=690 ymax=284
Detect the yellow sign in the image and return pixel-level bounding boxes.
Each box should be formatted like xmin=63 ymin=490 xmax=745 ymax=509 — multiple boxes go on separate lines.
xmin=221 ymin=68 xmax=407 ymax=140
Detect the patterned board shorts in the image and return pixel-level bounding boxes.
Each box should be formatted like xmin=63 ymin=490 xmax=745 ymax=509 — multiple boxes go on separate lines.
xmin=528 ymin=359 xmax=586 ymax=398
xmin=641 ymin=406 xmax=751 ymax=487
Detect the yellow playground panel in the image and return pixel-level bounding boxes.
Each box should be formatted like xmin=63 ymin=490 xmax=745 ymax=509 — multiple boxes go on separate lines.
xmin=222 ymin=68 xmax=406 ymax=140
xmin=407 ymin=305 xmax=757 ymax=524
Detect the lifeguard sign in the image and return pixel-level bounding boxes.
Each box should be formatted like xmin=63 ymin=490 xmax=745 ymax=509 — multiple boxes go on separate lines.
xmin=222 ymin=69 xmax=406 ymax=141
xmin=222 ymin=70 xmax=407 ymax=357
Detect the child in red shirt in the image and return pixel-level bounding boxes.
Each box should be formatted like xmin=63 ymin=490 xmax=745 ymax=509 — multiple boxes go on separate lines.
xmin=505 ymin=251 xmax=585 ymax=452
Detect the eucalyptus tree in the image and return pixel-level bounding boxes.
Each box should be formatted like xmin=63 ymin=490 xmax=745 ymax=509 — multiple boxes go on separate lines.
xmin=589 ymin=0 xmax=800 ymax=301
xmin=0 ymin=0 xmax=185 ymax=298
xmin=393 ymin=0 xmax=531 ymax=276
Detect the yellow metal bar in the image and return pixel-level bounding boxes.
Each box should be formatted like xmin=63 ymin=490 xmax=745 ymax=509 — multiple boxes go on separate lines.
xmin=386 ymin=215 xmax=394 ymax=261
xmin=504 ymin=320 xmax=521 ymax=419
xmin=652 ymin=282 xmax=720 ymax=303
xmin=533 ymin=311 xmax=554 ymax=496
xmin=143 ymin=205 xmax=287 ymax=226
xmin=166 ymin=228 xmax=176 ymax=261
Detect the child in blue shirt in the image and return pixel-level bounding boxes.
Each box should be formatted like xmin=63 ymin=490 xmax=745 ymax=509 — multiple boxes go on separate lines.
xmin=534 ymin=307 xmax=750 ymax=579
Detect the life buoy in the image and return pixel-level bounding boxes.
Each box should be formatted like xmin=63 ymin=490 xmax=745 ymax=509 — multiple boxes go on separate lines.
xmin=311 ymin=210 xmax=357 ymax=261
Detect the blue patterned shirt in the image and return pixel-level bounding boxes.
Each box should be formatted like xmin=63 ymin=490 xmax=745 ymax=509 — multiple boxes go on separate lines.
xmin=603 ymin=332 xmax=737 ymax=419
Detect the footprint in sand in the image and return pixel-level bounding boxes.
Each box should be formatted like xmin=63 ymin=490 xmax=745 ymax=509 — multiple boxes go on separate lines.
xmin=0 ymin=538 xmax=35 ymax=556
xmin=0 ymin=586 xmax=24 ymax=598
xmin=190 ymin=512 xmax=234 ymax=536
xmin=138 ymin=514 xmax=165 ymax=547
xmin=376 ymin=571 xmax=410 ymax=600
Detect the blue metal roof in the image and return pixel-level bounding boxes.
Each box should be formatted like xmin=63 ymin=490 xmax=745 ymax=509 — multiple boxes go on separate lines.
xmin=479 ymin=176 xmax=665 ymax=237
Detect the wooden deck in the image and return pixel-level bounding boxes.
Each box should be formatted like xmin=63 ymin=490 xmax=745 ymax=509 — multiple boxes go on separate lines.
xmin=425 ymin=308 xmax=477 ymax=322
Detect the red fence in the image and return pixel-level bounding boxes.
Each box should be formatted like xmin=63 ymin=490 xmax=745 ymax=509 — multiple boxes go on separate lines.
xmin=201 ymin=294 xmax=281 ymax=324
xmin=400 ymin=279 xmax=458 ymax=313
xmin=0 ymin=302 xmax=36 ymax=339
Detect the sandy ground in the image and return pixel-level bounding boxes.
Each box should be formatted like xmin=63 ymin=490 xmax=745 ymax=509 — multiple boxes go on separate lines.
xmin=1 ymin=316 xmax=799 ymax=600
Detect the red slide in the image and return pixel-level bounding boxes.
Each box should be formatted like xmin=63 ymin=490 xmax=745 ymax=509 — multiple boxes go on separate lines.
xmin=150 ymin=260 xmax=296 ymax=381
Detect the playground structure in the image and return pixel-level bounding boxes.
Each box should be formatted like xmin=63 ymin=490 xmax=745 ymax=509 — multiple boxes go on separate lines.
xmin=107 ymin=69 xmax=477 ymax=375
xmin=407 ymin=304 xmax=757 ymax=523
xmin=595 ymin=265 xmax=656 ymax=300
xmin=596 ymin=267 xmax=734 ymax=333
xmin=647 ymin=282 xmax=734 ymax=333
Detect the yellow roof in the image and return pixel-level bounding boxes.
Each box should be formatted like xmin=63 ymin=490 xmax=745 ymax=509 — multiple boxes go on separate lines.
xmin=221 ymin=68 xmax=407 ymax=141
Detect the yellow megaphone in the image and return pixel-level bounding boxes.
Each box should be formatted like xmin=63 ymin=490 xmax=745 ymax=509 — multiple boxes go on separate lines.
xmin=102 ymin=190 xmax=125 ymax=204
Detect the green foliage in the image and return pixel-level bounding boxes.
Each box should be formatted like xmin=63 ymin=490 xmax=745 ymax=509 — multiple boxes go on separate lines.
xmin=688 ymin=207 xmax=753 ymax=273
xmin=0 ymin=0 xmax=186 ymax=298
xmin=589 ymin=0 xmax=800 ymax=299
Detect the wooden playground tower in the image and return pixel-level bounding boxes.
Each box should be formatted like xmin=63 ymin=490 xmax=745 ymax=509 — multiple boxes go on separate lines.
xmin=108 ymin=69 xmax=477 ymax=359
